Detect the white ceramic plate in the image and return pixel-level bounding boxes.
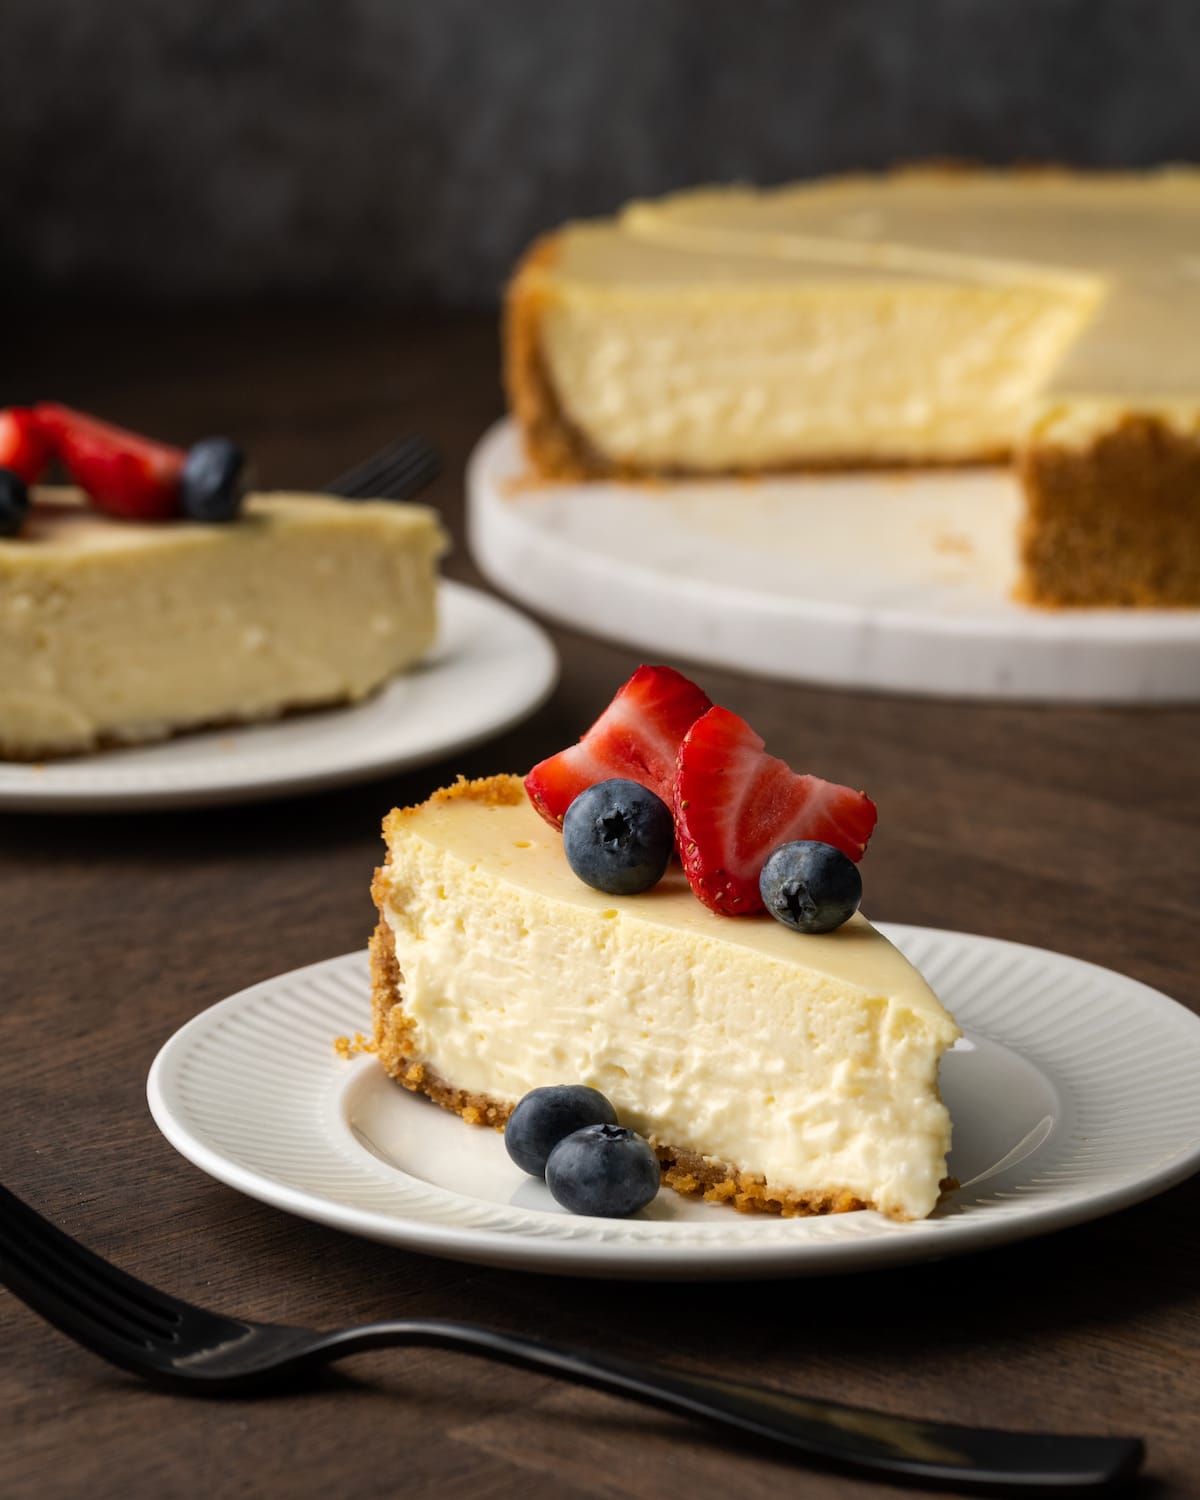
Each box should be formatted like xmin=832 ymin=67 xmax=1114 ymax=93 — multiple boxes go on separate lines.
xmin=0 ymin=581 xmax=557 ymax=812
xmin=467 ymin=419 xmax=1200 ymax=703
xmin=147 ymin=925 xmax=1200 ymax=1279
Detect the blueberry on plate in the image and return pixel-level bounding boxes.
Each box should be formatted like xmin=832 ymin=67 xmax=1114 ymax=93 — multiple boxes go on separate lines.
xmin=0 ymin=468 xmax=29 ymax=537
xmin=759 ymin=840 xmax=863 ymax=935
xmin=546 ymin=1123 xmax=661 ymax=1218
xmin=504 ymin=1083 xmax=618 ymax=1177
xmin=562 ymin=778 xmax=674 ymax=896
xmin=180 ymin=437 xmax=247 ymax=523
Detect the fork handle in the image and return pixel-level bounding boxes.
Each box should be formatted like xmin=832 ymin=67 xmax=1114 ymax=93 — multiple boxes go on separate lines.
xmin=313 ymin=1320 xmax=1142 ymax=1493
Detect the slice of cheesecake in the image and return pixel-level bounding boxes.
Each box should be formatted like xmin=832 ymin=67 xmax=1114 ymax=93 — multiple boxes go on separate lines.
xmin=0 ymin=487 xmax=447 ymax=759
xmin=370 ymin=775 xmax=960 ymax=1221
xmin=506 ymin=169 xmax=1200 ymax=606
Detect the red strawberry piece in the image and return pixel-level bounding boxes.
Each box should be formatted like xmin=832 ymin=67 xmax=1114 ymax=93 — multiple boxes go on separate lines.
xmin=674 ymin=706 xmax=878 ymax=917
xmin=0 ymin=407 xmax=53 ymax=484
xmin=35 ymin=403 xmax=185 ymax=520
xmin=525 ymin=665 xmax=712 ymax=830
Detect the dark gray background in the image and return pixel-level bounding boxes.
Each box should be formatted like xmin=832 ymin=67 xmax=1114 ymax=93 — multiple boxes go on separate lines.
xmin=6 ymin=0 xmax=1199 ymax=307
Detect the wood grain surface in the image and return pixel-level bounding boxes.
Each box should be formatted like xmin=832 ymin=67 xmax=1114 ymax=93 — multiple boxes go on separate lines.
xmin=2 ymin=310 xmax=1198 ymax=1500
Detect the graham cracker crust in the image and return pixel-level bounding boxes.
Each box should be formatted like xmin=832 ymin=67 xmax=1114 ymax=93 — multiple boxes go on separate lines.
xmin=367 ymin=915 xmax=882 ymax=1219
xmin=503 ymin=235 xmax=619 ymax=483
xmin=1017 ymin=415 xmax=1200 ymax=606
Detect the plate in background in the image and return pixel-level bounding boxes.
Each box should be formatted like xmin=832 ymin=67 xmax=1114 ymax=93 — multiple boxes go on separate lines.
xmin=468 ymin=419 xmax=1200 ymax=703
xmin=0 ymin=580 xmax=557 ymax=812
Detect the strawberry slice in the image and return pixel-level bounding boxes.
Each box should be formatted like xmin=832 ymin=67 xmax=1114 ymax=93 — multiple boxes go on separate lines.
xmin=0 ymin=407 xmax=53 ymax=484
xmin=526 ymin=665 xmax=712 ymax=829
xmin=674 ymin=706 xmax=877 ymax=916
xmin=36 ymin=403 xmax=185 ymax=520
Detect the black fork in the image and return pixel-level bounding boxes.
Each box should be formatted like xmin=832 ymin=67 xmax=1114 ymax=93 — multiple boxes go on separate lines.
xmin=324 ymin=435 xmax=442 ymax=501
xmin=0 ymin=1185 xmax=1143 ymax=1494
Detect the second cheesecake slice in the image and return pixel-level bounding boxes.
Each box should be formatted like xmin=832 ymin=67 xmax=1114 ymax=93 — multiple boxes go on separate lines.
xmin=0 ymin=488 xmax=447 ymax=759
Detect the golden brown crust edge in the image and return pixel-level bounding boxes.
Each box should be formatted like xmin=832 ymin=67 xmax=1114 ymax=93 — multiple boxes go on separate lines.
xmin=379 ymin=773 xmax=526 ymax=850
xmin=1017 ymin=415 xmax=1200 ymax=606
xmin=367 ymin=915 xmax=884 ymax=1219
xmin=503 ymin=234 xmax=616 ymax=482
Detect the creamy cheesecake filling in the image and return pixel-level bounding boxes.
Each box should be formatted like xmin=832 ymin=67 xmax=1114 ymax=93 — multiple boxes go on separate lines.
xmin=376 ymin=785 xmax=960 ymax=1221
xmin=0 ymin=489 xmax=445 ymax=758
xmin=625 ymin=174 xmax=1200 ymax=451
xmin=518 ymin=170 xmax=1200 ymax=473
xmin=540 ymin=281 xmax=1094 ymax=469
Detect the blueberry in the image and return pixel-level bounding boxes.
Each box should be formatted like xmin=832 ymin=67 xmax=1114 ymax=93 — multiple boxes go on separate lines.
xmin=180 ymin=437 xmax=247 ymax=523
xmin=0 ymin=468 xmax=29 ymax=537
xmin=504 ymin=1084 xmax=618 ymax=1177
xmin=562 ymin=778 xmax=674 ymax=895
xmin=546 ymin=1123 xmax=661 ymax=1217
xmin=759 ymin=840 xmax=862 ymax=934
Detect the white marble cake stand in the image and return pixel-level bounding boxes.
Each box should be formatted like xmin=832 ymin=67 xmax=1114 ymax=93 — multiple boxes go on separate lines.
xmin=467 ymin=419 xmax=1200 ymax=703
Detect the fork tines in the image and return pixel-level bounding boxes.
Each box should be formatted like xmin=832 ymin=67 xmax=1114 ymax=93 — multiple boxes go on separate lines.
xmin=0 ymin=1184 xmax=188 ymax=1354
xmin=324 ymin=434 xmax=442 ymax=502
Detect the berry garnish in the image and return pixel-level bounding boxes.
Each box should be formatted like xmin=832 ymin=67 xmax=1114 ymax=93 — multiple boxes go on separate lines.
xmin=180 ymin=437 xmax=247 ymax=523
xmin=562 ymin=779 xmax=674 ymax=895
xmin=35 ymin=403 xmax=185 ymax=520
xmin=525 ymin=665 xmax=711 ymax=831
xmin=0 ymin=470 xmax=30 ymax=537
xmin=674 ymin=706 xmax=877 ymax=916
xmin=545 ymin=1123 xmax=660 ymax=1217
xmin=504 ymin=1084 xmax=618 ymax=1178
xmin=0 ymin=407 xmax=52 ymax=484
xmin=759 ymin=840 xmax=863 ymax=934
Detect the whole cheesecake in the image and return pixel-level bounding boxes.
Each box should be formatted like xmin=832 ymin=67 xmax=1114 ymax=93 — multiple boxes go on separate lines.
xmin=0 ymin=487 xmax=446 ymax=759
xmin=506 ymin=168 xmax=1200 ymax=607
xmin=370 ymin=775 xmax=960 ymax=1222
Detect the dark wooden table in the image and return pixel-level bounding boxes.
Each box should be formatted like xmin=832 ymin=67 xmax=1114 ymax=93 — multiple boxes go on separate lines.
xmin=4 ymin=310 xmax=1198 ymax=1500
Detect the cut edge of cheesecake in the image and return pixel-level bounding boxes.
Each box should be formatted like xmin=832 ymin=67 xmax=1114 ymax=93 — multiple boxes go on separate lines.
xmin=368 ymin=918 xmax=877 ymax=1218
xmin=505 ymin=230 xmax=1016 ymax=483
xmin=369 ymin=774 xmax=958 ymax=1221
